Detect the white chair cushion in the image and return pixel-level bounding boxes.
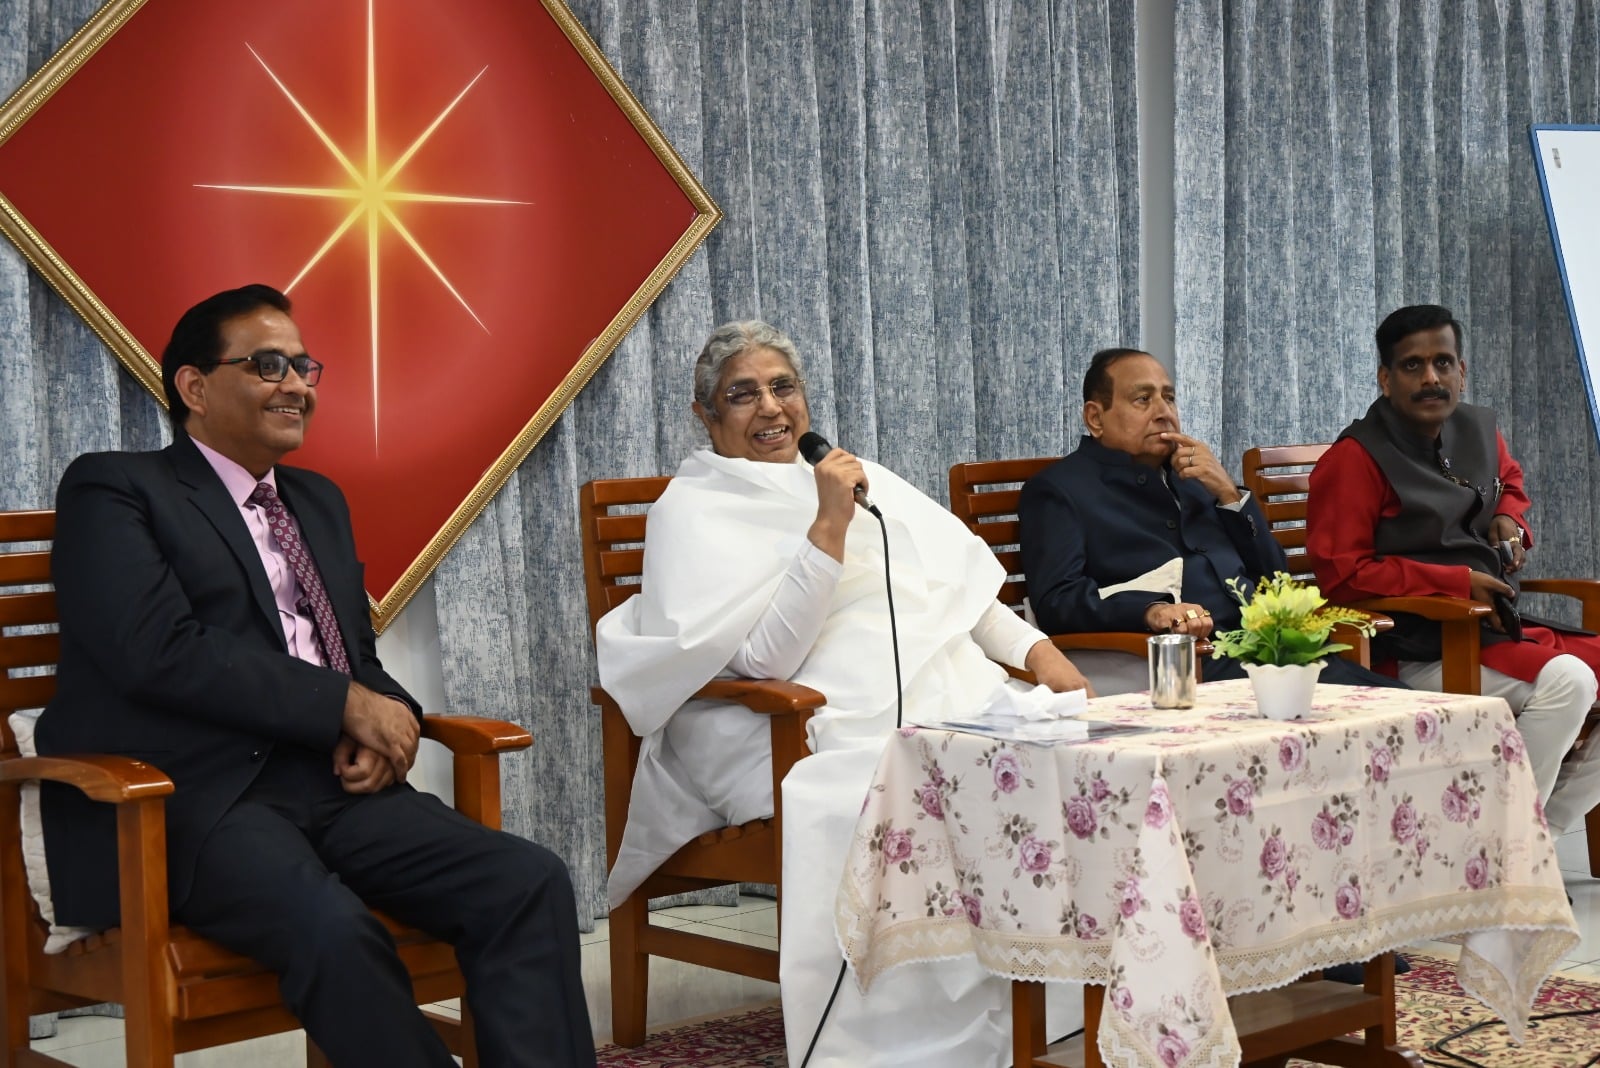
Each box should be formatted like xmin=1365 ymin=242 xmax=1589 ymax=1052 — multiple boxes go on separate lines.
xmin=9 ymin=710 xmax=95 ymax=953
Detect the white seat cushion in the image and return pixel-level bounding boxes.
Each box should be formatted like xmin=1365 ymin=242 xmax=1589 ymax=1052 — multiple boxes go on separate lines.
xmin=9 ymin=710 xmax=95 ymax=953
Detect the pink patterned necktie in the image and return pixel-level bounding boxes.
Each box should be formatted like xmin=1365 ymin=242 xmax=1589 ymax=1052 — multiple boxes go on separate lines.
xmin=249 ymin=482 xmax=351 ymax=675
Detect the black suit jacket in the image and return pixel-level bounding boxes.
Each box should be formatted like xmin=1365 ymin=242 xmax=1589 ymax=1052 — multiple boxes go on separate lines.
xmin=1018 ymin=436 xmax=1288 ymax=636
xmin=37 ymin=433 xmax=419 ymax=928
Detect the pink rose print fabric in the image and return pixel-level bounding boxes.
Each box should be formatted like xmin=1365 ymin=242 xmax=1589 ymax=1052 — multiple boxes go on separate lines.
xmin=837 ymin=680 xmax=1578 ymax=1068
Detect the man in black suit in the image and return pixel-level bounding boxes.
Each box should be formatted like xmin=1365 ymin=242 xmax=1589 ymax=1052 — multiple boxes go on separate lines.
xmin=38 ymin=285 xmax=595 ymax=1067
xmin=1018 ymin=347 xmax=1401 ymax=689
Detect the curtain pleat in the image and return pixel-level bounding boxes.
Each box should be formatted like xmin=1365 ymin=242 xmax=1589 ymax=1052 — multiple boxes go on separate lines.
xmin=2 ymin=0 xmax=1141 ymax=928
xmin=1175 ymin=0 xmax=1600 ymax=626
xmin=448 ymin=0 xmax=1143 ymax=923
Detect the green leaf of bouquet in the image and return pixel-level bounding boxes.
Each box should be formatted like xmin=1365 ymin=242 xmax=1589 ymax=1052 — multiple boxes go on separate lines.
xmin=1277 ymin=642 xmax=1352 ymax=665
xmin=1277 ymin=631 xmax=1325 ymax=656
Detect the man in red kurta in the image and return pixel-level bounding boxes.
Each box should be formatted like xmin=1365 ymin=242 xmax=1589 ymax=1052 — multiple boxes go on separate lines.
xmin=1308 ymin=304 xmax=1600 ymax=836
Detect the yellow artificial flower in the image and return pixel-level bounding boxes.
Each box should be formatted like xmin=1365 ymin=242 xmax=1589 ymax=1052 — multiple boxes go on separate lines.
xmin=1211 ymin=573 xmax=1378 ymax=667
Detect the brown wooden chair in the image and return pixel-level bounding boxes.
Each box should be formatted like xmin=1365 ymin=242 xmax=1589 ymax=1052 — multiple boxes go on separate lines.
xmin=0 ymin=508 xmax=533 ymax=1067
xmin=1243 ymin=443 xmax=1600 ymax=874
xmin=580 ymin=477 xmax=822 ymax=1048
xmin=948 ymin=457 xmax=1209 ymax=671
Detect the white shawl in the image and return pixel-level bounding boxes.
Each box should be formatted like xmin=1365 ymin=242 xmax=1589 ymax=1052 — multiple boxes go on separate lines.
xmin=597 ymin=449 xmax=1008 ymax=905
xmin=597 ymin=449 xmax=1006 ymax=746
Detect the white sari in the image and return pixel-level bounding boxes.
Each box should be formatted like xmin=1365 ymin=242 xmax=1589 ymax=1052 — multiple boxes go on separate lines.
xmin=597 ymin=449 xmax=1080 ymax=1066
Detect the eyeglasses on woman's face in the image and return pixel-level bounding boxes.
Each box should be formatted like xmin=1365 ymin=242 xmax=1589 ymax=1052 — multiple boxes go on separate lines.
xmin=722 ymin=375 xmax=804 ymax=408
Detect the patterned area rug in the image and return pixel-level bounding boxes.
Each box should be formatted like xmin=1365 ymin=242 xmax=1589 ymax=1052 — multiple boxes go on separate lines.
xmin=597 ymin=1005 xmax=786 ymax=1067
xmin=595 ymin=956 xmax=1600 ymax=1066
xmin=1294 ymin=953 xmax=1600 ymax=1068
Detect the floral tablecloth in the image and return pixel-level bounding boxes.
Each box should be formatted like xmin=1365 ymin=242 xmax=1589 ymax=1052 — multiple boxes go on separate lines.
xmin=835 ymin=680 xmax=1579 ymax=1068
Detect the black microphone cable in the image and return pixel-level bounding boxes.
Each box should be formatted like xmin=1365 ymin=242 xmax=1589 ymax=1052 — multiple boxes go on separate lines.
xmin=797 ymin=477 xmax=1080 ymax=1063
xmin=799 ymin=462 xmax=902 ymax=1068
xmin=1419 ymin=1001 xmax=1600 ymax=1068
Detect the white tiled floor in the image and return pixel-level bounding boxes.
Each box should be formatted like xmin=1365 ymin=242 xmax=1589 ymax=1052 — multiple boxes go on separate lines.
xmin=27 ymin=832 xmax=1600 ymax=1064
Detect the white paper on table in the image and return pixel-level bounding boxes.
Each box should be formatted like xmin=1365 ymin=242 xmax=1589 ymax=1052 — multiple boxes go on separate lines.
xmin=915 ymin=683 xmax=1093 ymax=743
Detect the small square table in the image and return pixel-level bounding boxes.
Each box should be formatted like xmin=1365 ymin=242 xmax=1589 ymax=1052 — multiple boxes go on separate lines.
xmin=836 ymin=681 xmax=1578 ymax=1068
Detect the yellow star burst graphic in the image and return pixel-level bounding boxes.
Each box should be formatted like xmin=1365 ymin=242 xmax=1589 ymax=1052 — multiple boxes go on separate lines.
xmin=198 ymin=0 xmax=527 ymax=446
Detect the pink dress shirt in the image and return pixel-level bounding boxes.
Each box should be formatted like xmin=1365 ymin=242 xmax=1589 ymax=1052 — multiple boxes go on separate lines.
xmin=191 ymin=438 xmax=326 ymax=667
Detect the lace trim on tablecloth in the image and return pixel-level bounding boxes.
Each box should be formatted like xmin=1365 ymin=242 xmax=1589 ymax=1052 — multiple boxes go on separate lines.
xmin=1456 ymin=925 xmax=1577 ymax=1044
xmin=838 ymin=882 xmax=1576 ymax=1033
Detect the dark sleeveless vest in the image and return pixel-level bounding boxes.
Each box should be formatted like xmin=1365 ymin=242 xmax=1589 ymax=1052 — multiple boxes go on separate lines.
xmin=1338 ymin=399 xmax=1511 ymax=661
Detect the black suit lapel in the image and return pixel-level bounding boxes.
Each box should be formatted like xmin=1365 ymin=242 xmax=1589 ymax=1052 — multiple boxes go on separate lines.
xmin=166 ymin=437 xmax=282 ymax=641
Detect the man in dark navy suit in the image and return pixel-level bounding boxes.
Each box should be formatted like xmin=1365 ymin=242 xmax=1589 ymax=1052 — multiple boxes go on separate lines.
xmin=38 ymin=285 xmax=595 ymax=1067
xmin=1018 ymin=347 xmax=1401 ymax=689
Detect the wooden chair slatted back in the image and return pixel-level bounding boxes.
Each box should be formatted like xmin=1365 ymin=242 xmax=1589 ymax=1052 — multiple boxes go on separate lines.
xmin=579 ymin=477 xmax=671 ymax=634
xmin=1239 ymin=444 xmax=1332 ymax=580
xmin=0 ymin=511 xmax=58 ymax=753
xmin=947 ymin=458 xmax=1059 ymax=613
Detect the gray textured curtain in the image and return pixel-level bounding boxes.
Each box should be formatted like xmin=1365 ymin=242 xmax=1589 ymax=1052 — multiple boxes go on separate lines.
xmin=0 ymin=0 xmax=174 ymax=505
xmin=1174 ymin=0 xmax=1600 ymax=603
xmin=433 ymin=0 xmax=1142 ymax=924
xmin=0 ymin=0 xmax=1142 ymax=930
xmin=0 ymin=3 xmax=164 ymax=1039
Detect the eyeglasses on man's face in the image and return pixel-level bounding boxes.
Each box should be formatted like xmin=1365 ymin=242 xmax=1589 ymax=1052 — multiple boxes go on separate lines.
xmin=723 ymin=376 xmax=804 ymax=408
xmin=212 ymin=351 xmax=324 ymax=387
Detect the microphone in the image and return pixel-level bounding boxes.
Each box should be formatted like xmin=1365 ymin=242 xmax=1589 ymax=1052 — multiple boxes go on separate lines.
xmin=798 ymin=431 xmax=882 ymax=516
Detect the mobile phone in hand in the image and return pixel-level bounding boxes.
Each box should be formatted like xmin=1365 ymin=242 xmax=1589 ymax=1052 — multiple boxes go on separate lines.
xmin=1491 ymin=590 xmax=1523 ymax=642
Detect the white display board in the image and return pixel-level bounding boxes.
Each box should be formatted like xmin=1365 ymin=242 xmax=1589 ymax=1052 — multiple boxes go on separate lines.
xmin=1531 ymin=125 xmax=1600 ymax=448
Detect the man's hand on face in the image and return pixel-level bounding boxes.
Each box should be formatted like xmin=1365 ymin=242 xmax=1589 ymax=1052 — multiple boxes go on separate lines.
xmin=1489 ymin=515 xmax=1526 ymax=574
xmin=341 ymin=682 xmax=420 ymax=784
xmin=1145 ymin=601 xmax=1216 ymax=639
xmin=1159 ymin=433 xmax=1242 ymax=505
xmin=1467 ymin=570 xmax=1514 ymax=633
xmin=332 ymin=733 xmax=398 ymax=794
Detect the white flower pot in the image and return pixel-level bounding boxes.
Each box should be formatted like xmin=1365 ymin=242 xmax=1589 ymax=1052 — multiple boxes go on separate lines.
xmin=1242 ymin=661 xmax=1326 ymax=721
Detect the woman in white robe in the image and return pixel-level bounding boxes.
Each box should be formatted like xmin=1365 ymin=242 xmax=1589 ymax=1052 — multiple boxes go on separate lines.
xmin=596 ymin=321 xmax=1091 ymax=1067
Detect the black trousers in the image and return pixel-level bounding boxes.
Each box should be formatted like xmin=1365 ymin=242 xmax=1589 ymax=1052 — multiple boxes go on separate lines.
xmin=173 ymin=748 xmax=595 ymax=1068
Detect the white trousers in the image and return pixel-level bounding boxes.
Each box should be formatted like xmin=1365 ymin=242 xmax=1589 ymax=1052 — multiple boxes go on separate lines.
xmin=1399 ymin=654 xmax=1600 ymax=833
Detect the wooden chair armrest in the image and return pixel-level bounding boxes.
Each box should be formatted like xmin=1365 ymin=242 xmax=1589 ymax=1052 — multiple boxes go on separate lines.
xmin=693 ymin=678 xmax=827 ymax=715
xmin=594 ymin=679 xmax=823 ymax=868
xmin=1330 ymin=614 xmax=1390 ymax=667
xmin=1050 ymin=631 xmax=1152 ymax=658
xmin=593 ymin=680 xmax=826 ymax=717
xmin=997 ymin=632 xmax=1218 ymax=685
xmin=416 ymin=717 xmax=527 ymax=829
xmin=0 ymin=755 xmax=175 ymax=957
xmin=1048 ymin=631 xmax=1216 ymax=658
xmin=421 ymin=714 xmax=532 ymax=755
xmin=1348 ymin=596 xmax=1490 ymax=621
xmin=1519 ymin=578 xmax=1600 ymax=632
xmin=0 ymin=754 xmax=174 ymax=804
xmin=1349 ymin=598 xmax=1485 ymax=694
xmin=1519 ymin=578 xmax=1600 ymax=599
